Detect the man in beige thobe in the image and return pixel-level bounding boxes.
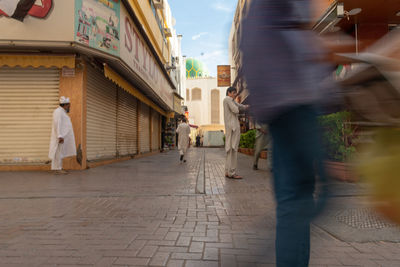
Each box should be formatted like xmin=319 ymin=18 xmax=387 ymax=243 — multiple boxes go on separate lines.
xmin=224 ymin=87 xmax=248 ymax=179
xmin=176 ymin=117 xmax=191 ymax=163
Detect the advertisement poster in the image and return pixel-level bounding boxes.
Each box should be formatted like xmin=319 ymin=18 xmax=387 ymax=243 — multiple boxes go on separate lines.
xmin=75 ymin=0 xmax=120 ymax=56
xmin=217 ymin=65 xmax=231 ymax=87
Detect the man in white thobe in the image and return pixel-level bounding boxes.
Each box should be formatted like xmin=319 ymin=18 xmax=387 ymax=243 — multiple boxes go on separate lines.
xmin=48 ymin=96 xmax=76 ymax=174
xmin=176 ymin=118 xmax=191 ymax=163
xmin=224 ymin=87 xmax=248 ymax=179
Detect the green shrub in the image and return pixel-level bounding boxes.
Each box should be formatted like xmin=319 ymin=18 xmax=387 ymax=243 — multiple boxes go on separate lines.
xmin=239 ymin=129 xmax=256 ymax=149
xmin=318 ymin=111 xmax=357 ymax=162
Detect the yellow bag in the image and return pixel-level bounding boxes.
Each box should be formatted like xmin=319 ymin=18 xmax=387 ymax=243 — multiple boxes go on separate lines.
xmin=358 ymin=128 xmax=400 ymax=224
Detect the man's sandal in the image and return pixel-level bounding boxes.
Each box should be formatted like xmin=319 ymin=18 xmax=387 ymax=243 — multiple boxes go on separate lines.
xmin=227 ymin=174 xmax=243 ymax=179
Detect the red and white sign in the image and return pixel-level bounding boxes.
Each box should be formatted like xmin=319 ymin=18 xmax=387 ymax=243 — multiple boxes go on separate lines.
xmin=120 ymin=4 xmax=173 ymax=110
xmin=0 ymin=0 xmax=53 ymax=20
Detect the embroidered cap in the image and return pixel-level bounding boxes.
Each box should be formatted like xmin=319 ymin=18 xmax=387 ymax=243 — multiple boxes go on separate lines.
xmin=59 ymin=96 xmax=70 ymax=104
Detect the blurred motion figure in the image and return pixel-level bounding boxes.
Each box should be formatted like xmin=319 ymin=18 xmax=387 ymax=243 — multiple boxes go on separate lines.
xmin=240 ymin=0 xmax=334 ymax=266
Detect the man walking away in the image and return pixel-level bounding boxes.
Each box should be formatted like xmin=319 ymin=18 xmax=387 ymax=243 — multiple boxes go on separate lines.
xmin=48 ymin=96 xmax=76 ymax=174
xmin=176 ymin=118 xmax=191 ymax=163
xmin=223 ymin=87 xmax=249 ymax=179
xmin=253 ymin=122 xmax=270 ymax=170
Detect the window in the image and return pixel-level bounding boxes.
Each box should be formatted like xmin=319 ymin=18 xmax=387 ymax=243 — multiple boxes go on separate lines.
xmin=191 ymin=88 xmax=201 ymax=101
xmin=211 ymin=89 xmax=220 ymax=124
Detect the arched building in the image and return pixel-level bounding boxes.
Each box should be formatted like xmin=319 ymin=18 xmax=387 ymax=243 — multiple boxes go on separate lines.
xmin=185 ymin=58 xmax=227 ymax=146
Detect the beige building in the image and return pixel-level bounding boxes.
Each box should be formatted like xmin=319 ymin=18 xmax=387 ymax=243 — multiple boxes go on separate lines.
xmin=185 ymin=58 xmax=226 ymax=145
xmin=0 ymin=0 xmax=183 ymax=170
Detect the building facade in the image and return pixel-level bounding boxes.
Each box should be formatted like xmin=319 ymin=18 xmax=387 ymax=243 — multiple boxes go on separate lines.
xmin=185 ymin=58 xmax=226 ymax=145
xmin=0 ymin=0 xmax=183 ymax=170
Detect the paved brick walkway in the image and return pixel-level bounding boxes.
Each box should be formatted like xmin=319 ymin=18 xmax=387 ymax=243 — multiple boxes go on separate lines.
xmin=0 ymin=148 xmax=399 ymax=266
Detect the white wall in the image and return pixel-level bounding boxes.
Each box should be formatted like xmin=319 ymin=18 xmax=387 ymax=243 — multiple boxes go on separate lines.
xmin=186 ymin=77 xmax=227 ymax=127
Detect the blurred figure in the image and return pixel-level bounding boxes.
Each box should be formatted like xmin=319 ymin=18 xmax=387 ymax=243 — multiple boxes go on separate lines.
xmin=240 ymin=0 xmax=332 ymax=266
xmin=196 ymin=134 xmax=201 ymax=147
xmin=224 ymin=87 xmax=249 ymax=179
xmin=176 ymin=118 xmax=191 ymax=163
xmin=253 ymin=122 xmax=270 ymax=170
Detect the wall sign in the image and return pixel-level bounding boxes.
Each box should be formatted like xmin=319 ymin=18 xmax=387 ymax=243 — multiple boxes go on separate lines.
xmin=75 ymin=0 xmax=120 ymax=56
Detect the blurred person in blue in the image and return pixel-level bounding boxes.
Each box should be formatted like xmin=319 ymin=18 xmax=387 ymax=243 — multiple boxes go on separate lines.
xmin=240 ymin=0 xmax=335 ymax=266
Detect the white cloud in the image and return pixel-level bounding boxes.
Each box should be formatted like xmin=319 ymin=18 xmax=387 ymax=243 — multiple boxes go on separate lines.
xmin=212 ymin=2 xmax=233 ymax=13
xmin=192 ymin=32 xmax=209 ymax=40
xmin=199 ymin=49 xmax=229 ymax=77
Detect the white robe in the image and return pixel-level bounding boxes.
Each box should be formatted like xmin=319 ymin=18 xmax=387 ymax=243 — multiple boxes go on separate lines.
xmin=176 ymin=122 xmax=191 ymax=153
xmin=48 ymin=107 xmax=76 ymax=160
xmin=223 ymin=96 xmax=246 ymax=152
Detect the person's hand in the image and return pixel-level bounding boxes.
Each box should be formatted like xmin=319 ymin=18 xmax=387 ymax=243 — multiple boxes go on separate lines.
xmin=58 ymin=137 xmax=64 ymax=144
xmin=244 ymin=105 xmax=250 ymax=110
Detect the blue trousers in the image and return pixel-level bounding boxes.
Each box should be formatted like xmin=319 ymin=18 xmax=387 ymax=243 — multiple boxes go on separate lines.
xmin=269 ymin=105 xmax=327 ymax=267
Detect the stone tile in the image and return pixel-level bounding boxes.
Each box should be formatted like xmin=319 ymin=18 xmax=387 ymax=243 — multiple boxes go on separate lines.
xmin=189 ymin=241 xmax=204 ymax=253
xmin=113 ymin=257 xmax=150 ymax=265
xmin=166 ymin=259 xmax=184 ymax=267
xmin=203 ymin=247 xmax=218 ymax=260
xmin=138 ymin=245 xmax=158 ymax=257
xmin=185 ymin=260 xmax=219 ymax=267
xmin=149 ymin=252 xmax=170 ymax=266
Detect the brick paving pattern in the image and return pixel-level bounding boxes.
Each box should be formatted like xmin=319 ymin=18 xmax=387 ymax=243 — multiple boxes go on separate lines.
xmin=0 ymin=148 xmax=399 ymax=266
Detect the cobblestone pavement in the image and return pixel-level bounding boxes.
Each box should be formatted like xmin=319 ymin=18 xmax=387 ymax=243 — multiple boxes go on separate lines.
xmin=0 ymin=148 xmax=400 ymax=267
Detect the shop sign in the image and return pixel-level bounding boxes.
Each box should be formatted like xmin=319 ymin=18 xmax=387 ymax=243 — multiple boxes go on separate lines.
xmin=120 ymin=3 xmax=173 ymax=110
xmin=74 ymin=0 xmax=120 ymax=56
xmin=217 ymin=65 xmax=231 ymax=87
xmin=0 ymin=0 xmax=53 ymax=21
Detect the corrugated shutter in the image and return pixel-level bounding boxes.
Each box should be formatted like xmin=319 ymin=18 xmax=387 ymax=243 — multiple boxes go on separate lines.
xmin=151 ymin=111 xmax=159 ymax=151
xmin=139 ymin=103 xmax=150 ymax=153
xmin=0 ymin=67 xmax=59 ymax=163
xmin=86 ymin=65 xmax=117 ymax=160
xmin=117 ymin=88 xmax=138 ymax=156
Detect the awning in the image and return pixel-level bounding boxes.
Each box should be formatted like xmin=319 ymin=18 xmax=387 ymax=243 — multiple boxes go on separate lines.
xmin=104 ymin=64 xmax=167 ymax=117
xmin=0 ymin=54 xmax=75 ymax=68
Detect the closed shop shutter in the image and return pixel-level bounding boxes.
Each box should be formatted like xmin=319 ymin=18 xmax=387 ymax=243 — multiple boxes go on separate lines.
xmin=117 ymin=88 xmax=138 ymax=156
xmin=139 ymin=103 xmax=150 ymax=153
xmin=86 ymin=65 xmax=117 ymax=160
xmin=151 ymin=111 xmax=159 ymax=151
xmin=0 ymin=67 xmax=59 ymax=163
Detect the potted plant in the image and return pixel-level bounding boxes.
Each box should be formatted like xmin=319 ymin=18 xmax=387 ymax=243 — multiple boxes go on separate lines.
xmin=319 ymin=111 xmax=358 ymax=182
xmin=239 ymin=129 xmax=256 ymax=155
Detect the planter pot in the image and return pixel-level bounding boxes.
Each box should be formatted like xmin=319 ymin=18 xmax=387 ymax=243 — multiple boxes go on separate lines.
xmin=248 ymin=148 xmax=255 ymax=156
xmin=260 ymin=150 xmax=268 ymax=159
xmin=324 ymin=161 xmax=358 ymax=182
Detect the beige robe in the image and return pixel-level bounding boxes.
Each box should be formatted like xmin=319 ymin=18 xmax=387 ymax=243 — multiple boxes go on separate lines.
xmin=176 ymin=122 xmax=191 ymax=155
xmin=223 ymin=96 xmax=246 ymax=152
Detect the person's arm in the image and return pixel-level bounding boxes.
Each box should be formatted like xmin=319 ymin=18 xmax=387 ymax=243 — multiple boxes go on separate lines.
xmin=55 ymin=111 xmax=65 ymax=144
xmin=225 ymin=98 xmax=240 ymax=114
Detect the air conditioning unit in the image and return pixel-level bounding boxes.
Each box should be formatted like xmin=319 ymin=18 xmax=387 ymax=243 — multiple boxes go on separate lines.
xmin=153 ymin=0 xmax=163 ymax=9
xmin=163 ymin=27 xmax=172 ymax=37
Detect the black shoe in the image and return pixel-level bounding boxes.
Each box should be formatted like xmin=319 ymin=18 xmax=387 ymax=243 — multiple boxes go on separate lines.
xmin=180 ymin=155 xmax=184 ymax=161
xmin=183 ymin=160 xmax=186 ymax=163
xmin=253 ymin=164 xmax=258 ymax=170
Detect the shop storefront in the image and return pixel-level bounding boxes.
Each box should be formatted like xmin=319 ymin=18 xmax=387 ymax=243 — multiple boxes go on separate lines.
xmin=0 ymin=0 xmax=175 ymax=170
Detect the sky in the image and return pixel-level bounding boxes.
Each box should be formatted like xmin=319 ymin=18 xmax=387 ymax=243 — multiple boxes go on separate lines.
xmin=168 ymin=0 xmax=238 ymax=77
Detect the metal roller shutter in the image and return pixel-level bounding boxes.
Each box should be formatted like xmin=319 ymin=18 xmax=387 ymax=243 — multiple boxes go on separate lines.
xmin=86 ymin=65 xmax=117 ymax=160
xmin=139 ymin=103 xmax=150 ymax=153
xmin=151 ymin=111 xmax=159 ymax=151
xmin=0 ymin=67 xmax=59 ymax=163
xmin=117 ymin=88 xmax=138 ymax=156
